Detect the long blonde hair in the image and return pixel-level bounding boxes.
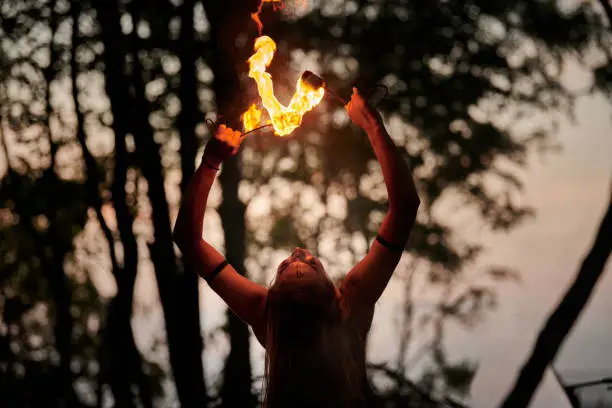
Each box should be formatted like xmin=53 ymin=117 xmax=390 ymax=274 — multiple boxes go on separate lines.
xmin=262 ymin=266 xmax=365 ymax=408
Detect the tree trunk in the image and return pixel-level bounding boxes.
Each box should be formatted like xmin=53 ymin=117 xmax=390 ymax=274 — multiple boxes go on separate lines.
xmin=498 ymin=190 xmax=612 ymax=408
xmin=128 ymin=3 xmax=208 ymax=406
xmin=43 ymin=2 xmax=78 ymax=405
xmin=174 ymin=0 xmax=211 ymax=404
xmin=83 ymin=1 xmax=150 ymax=406
xmin=103 ymin=276 xmax=154 ymax=408
xmin=70 ymin=7 xmax=150 ymax=405
xmin=94 ymin=1 xmax=206 ymax=406
xmin=71 ymin=4 xmax=139 ymax=407
xmin=218 ymin=157 xmax=255 ymax=408
xmin=201 ymin=1 xmax=259 ymax=406
xmin=177 ymin=0 xmax=199 ymax=193
xmin=130 ymin=34 xmax=208 ymax=408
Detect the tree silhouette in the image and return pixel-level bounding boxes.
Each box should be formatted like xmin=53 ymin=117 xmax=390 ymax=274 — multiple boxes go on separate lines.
xmin=69 ymin=1 xmax=154 ymax=405
xmin=200 ymin=2 xmax=262 ymax=406
xmin=498 ymin=2 xmax=612 ymax=405
xmin=93 ymin=0 xmax=207 ymax=405
xmin=498 ymin=188 xmax=611 ymax=408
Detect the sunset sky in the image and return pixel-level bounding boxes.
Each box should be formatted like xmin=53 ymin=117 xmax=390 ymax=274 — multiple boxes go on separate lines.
xmin=441 ymin=89 xmax=611 ymax=407
xmin=463 ymin=89 xmax=612 ymax=407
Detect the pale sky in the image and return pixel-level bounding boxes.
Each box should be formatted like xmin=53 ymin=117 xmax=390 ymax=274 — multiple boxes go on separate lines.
xmin=445 ymin=90 xmax=612 ymax=407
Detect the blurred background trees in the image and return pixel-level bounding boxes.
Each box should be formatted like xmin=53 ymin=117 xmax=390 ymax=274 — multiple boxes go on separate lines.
xmin=0 ymin=0 xmax=610 ymax=407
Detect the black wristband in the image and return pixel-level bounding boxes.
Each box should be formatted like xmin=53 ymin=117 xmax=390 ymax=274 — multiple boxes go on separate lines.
xmin=205 ymin=260 xmax=228 ymax=283
xmin=204 ymin=159 xmax=220 ymax=171
xmin=376 ymin=235 xmax=403 ymax=252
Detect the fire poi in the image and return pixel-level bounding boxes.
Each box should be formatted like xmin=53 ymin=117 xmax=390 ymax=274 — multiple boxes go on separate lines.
xmin=241 ymin=1 xmax=325 ymax=137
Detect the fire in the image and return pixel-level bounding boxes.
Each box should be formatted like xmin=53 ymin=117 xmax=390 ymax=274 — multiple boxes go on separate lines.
xmin=251 ymin=0 xmax=284 ymax=36
xmin=245 ymin=36 xmax=325 ymax=137
xmin=242 ymin=1 xmax=322 ymax=137
xmin=242 ymin=103 xmax=263 ymax=133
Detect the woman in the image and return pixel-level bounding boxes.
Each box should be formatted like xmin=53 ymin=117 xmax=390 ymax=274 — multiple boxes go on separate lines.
xmin=173 ymin=88 xmax=420 ymax=407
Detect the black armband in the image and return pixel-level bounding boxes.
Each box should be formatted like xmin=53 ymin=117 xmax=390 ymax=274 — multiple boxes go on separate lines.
xmin=203 ymin=159 xmax=220 ymax=171
xmin=376 ymin=235 xmax=403 ymax=252
xmin=205 ymin=260 xmax=228 ymax=283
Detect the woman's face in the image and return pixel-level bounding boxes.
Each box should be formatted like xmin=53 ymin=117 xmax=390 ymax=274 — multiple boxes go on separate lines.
xmin=270 ymin=247 xmax=342 ymax=323
xmin=276 ymin=247 xmax=326 ymax=282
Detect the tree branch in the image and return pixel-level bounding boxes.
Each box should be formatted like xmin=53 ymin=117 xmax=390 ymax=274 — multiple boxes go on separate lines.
xmin=70 ymin=3 xmax=119 ymax=274
xmin=597 ymin=0 xmax=612 ymax=29
xmin=498 ymin=186 xmax=612 ymax=408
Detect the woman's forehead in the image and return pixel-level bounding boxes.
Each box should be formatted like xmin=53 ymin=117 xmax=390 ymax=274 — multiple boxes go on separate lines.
xmin=282 ymin=261 xmax=317 ymax=280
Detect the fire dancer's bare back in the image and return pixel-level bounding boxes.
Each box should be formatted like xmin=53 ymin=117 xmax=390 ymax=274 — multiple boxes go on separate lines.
xmin=173 ymin=88 xmax=420 ymax=407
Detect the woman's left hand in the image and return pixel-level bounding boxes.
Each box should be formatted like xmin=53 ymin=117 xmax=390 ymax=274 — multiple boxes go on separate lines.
xmin=345 ymin=87 xmax=383 ymax=132
xmin=203 ymin=124 xmax=243 ymax=168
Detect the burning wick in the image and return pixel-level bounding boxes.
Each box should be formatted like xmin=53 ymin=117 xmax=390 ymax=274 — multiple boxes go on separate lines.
xmin=300 ymin=71 xmax=348 ymax=105
xmin=302 ymin=71 xmax=391 ymax=108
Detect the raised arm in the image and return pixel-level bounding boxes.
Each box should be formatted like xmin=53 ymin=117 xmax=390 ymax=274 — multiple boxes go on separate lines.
xmin=342 ymin=88 xmax=420 ymax=310
xmin=173 ymin=125 xmax=267 ymax=345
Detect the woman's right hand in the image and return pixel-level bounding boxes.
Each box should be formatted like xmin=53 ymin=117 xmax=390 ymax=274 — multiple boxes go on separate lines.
xmin=345 ymin=87 xmax=383 ymax=132
xmin=203 ymin=124 xmax=243 ymax=168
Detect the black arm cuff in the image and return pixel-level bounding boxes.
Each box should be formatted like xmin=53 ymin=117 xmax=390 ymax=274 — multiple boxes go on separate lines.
xmin=203 ymin=159 xmax=220 ymax=171
xmin=376 ymin=235 xmax=404 ymax=252
xmin=205 ymin=260 xmax=228 ymax=283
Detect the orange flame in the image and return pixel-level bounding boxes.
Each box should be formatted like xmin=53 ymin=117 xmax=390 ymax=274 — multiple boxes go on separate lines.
xmin=245 ymin=36 xmax=324 ymax=137
xmin=242 ymin=103 xmax=263 ymax=132
xmin=251 ymin=0 xmax=284 ymax=36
